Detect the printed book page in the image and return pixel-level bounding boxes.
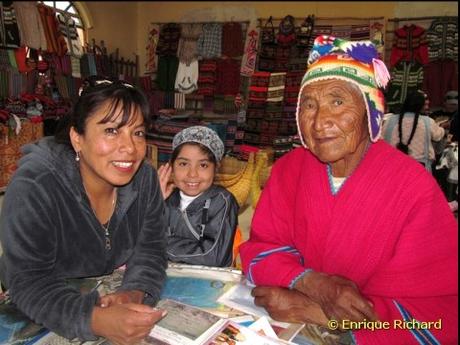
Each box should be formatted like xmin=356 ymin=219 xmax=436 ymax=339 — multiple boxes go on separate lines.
xmin=207 ymin=321 xmax=293 ymax=345
xmin=217 ymin=282 xmax=304 ymax=342
xmin=149 ymin=299 xmax=227 ymax=345
xmin=161 ymin=264 xmax=245 ymax=318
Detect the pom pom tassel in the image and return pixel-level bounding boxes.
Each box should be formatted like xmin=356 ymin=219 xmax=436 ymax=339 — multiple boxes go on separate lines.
xmin=372 ymin=58 xmax=391 ymax=89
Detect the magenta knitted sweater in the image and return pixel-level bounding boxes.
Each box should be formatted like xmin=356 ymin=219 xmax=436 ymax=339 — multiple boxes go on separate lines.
xmin=240 ymin=140 xmax=458 ymax=344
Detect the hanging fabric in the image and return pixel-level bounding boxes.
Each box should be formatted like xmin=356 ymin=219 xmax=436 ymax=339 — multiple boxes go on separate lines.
xmin=240 ymin=23 xmax=259 ymax=77
xmin=13 ymin=1 xmax=47 ymax=50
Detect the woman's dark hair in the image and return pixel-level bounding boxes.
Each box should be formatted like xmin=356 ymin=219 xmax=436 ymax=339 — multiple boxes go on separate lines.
xmin=170 ymin=142 xmax=217 ymax=168
xmin=55 ymin=76 xmax=150 ymax=146
xmin=397 ymin=91 xmax=426 ymax=154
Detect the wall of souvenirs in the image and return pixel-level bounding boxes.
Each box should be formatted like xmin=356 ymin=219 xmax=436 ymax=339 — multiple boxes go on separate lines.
xmin=0 ymin=2 xmax=458 ymax=189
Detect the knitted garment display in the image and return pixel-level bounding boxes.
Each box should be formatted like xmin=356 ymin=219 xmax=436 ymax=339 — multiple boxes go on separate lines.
xmin=0 ymin=0 xmax=20 ymax=48
xmin=156 ymin=23 xmax=181 ymax=56
xmin=426 ymin=18 xmax=458 ymax=62
xmin=221 ymin=22 xmax=244 ymax=57
xmin=297 ymin=35 xmax=390 ymax=144
xmin=177 ymin=23 xmax=202 ymax=65
xmin=174 ymin=60 xmax=199 ymax=94
xmin=215 ymin=58 xmax=240 ymax=95
xmin=37 ymin=4 xmax=67 ymax=56
xmin=13 ymin=1 xmax=47 ymax=50
xmin=197 ymin=23 xmax=222 ymax=59
xmin=390 ymin=24 xmax=429 ymax=67
xmin=56 ymin=13 xmax=83 ymax=57
xmin=156 ymin=55 xmax=179 ymax=92
xmin=386 ymin=61 xmax=424 ymax=112
xmin=197 ymin=59 xmax=217 ymax=96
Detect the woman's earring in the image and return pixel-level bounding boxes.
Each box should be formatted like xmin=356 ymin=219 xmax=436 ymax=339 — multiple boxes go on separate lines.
xmin=75 ymin=151 xmax=80 ymax=162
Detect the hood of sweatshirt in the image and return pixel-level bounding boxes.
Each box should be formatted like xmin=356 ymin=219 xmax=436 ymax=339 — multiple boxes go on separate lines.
xmin=18 ymin=136 xmax=86 ymax=200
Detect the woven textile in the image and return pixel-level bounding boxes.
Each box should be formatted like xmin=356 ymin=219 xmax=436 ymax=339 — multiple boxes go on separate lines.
xmin=215 ymin=58 xmax=240 ymax=95
xmin=240 ymin=26 xmax=259 ymax=77
xmin=197 ymin=59 xmax=217 ymax=96
xmin=177 ymin=23 xmax=202 ymax=64
xmin=222 ymin=22 xmax=244 ymax=57
xmin=157 ymin=23 xmax=181 ymax=56
xmin=13 ymin=1 xmax=47 ymax=50
xmin=197 ymin=23 xmax=222 ymax=59
xmin=145 ymin=24 xmax=160 ymax=74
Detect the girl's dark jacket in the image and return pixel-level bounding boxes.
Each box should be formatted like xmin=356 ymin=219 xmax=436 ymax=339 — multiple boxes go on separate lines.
xmin=0 ymin=137 xmax=168 ymax=341
xmin=165 ymin=185 xmax=239 ymax=267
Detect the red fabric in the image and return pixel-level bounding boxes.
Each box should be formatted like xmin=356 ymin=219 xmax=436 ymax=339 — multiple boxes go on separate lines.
xmin=423 ymin=59 xmax=458 ymax=108
xmin=215 ymin=58 xmax=240 ymax=95
xmin=240 ymin=141 xmax=458 ymax=344
xmin=390 ymin=25 xmax=429 ymax=67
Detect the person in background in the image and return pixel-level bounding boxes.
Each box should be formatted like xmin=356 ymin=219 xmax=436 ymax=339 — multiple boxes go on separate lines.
xmin=382 ymin=90 xmax=445 ymax=172
xmin=430 ymin=90 xmax=458 ymax=196
xmin=0 ymin=77 xmax=168 ymax=345
xmin=239 ymin=35 xmax=457 ymax=344
xmin=158 ymin=126 xmax=239 ymax=267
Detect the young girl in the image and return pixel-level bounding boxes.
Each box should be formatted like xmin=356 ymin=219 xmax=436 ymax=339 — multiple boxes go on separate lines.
xmin=158 ymin=126 xmax=239 ymax=267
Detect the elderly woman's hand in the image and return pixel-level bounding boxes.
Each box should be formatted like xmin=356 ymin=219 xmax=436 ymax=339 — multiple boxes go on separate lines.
xmin=157 ymin=163 xmax=175 ymax=199
xmin=294 ymin=272 xmax=378 ymax=323
xmin=251 ymin=286 xmax=329 ymax=326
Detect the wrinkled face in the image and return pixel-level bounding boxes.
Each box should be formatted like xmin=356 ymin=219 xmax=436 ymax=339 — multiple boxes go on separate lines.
xmin=298 ymin=79 xmax=369 ymax=164
xmin=70 ymin=100 xmax=146 ymax=188
xmin=172 ymin=144 xmax=215 ymax=197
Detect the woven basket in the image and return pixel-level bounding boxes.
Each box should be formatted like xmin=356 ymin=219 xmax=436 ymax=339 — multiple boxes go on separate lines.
xmin=216 ymin=153 xmax=255 ymax=207
xmin=250 ymin=151 xmax=268 ymax=208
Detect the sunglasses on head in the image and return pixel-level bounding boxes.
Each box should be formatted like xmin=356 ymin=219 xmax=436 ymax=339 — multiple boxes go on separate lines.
xmin=78 ymin=78 xmax=134 ymax=96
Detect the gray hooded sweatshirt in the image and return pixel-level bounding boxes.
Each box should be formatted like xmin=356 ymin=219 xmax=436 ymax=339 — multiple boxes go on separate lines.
xmin=0 ymin=137 xmax=168 ymax=341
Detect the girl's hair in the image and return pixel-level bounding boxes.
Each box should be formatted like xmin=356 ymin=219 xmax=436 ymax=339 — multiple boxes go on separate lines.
xmin=397 ymin=91 xmax=425 ymax=154
xmin=55 ymin=76 xmax=150 ymax=146
xmin=170 ymin=142 xmax=217 ymax=168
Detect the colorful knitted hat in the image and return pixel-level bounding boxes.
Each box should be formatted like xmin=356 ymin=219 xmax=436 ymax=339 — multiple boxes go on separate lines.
xmin=172 ymin=125 xmax=225 ymax=162
xmin=296 ymin=35 xmax=391 ymax=146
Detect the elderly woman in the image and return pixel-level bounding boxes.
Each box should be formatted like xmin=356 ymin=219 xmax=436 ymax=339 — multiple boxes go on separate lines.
xmin=239 ymin=36 xmax=458 ymax=344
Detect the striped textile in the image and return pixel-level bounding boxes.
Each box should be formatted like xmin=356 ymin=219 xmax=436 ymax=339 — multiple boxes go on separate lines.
xmin=247 ymin=246 xmax=303 ymax=284
xmin=392 ymin=300 xmax=441 ymax=345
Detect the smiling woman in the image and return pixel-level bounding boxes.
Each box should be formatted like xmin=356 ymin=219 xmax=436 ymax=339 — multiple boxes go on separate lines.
xmin=0 ymin=76 xmax=169 ymax=344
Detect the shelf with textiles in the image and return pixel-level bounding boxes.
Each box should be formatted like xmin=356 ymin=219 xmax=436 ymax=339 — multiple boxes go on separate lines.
xmin=249 ymin=15 xmax=386 ymax=158
xmin=144 ymin=20 xmax=252 ymax=166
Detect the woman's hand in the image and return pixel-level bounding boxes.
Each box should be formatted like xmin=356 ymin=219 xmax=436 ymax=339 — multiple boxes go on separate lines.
xmin=294 ymin=272 xmax=378 ymax=323
xmin=251 ymin=286 xmax=329 ymax=326
xmin=99 ymin=290 xmax=145 ymax=307
xmin=157 ymin=163 xmax=175 ymax=199
xmin=91 ymin=303 xmax=166 ymax=345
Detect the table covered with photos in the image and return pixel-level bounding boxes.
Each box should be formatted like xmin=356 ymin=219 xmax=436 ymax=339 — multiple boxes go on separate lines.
xmin=0 ymin=264 xmax=353 ymax=345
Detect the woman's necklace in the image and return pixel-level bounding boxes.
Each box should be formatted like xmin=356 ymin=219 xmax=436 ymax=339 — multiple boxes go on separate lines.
xmin=84 ymin=186 xmax=117 ymax=251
